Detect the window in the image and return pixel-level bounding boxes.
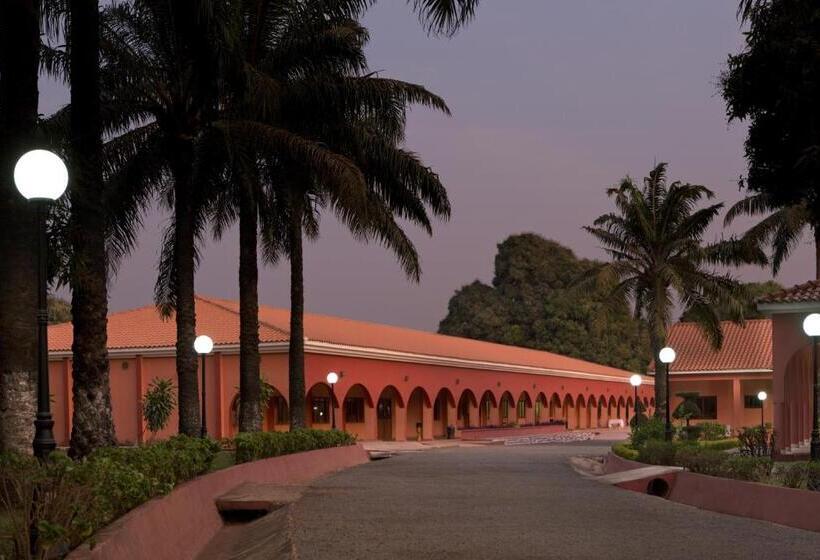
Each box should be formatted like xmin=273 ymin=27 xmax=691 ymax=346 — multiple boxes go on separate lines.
xmin=517 ymin=398 xmax=527 ymax=419
xmin=273 ymin=395 xmax=288 ymax=424
xmin=344 ymin=397 xmax=365 ymax=423
xmin=311 ymin=397 xmax=330 ymax=424
xmin=693 ymin=396 xmax=718 ymax=420
xmin=744 ymin=394 xmax=763 ymax=409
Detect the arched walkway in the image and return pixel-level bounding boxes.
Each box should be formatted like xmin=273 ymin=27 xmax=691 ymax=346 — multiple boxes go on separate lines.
xmin=596 ymin=396 xmax=607 ymax=428
xmin=434 ymin=388 xmax=456 ymax=438
xmin=534 ymin=392 xmax=548 ymax=424
xmin=549 ymin=393 xmax=562 ymax=421
xmin=263 ymin=385 xmax=289 ymax=432
xmin=342 ymin=383 xmax=374 ymax=440
xmin=406 ymin=387 xmax=432 ymax=441
xmin=376 ymin=385 xmax=405 ymax=441
xmin=458 ymin=389 xmax=478 ymax=429
xmin=480 ymin=390 xmax=498 ymax=427
xmin=563 ymin=394 xmax=575 ymax=429
xmin=516 ymin=391 xmax=533 ymax=425
xmin=499 ymin=391 xmax=515 ymax=425
xmin=576 ymin=395 xmax=587 ymax=429
xmin=306 ymin=382 xmax=339 ymax=429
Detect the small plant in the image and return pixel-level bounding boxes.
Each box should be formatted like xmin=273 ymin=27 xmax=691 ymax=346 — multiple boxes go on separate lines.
xmin=630 ymin=417 xmax=665 ymax=448
xmin=776 ymin=462 xmax=807 ymax=489
xmin=638 ymin=440 xmax=680 ymax=466
xmin=673 ymin=392 xmax=701 ymax=427
xmin=675 ymin=446 xmax=727 ymax=477
xmin=737 ymin=425 xmax=775 ymax=457
xmin=141 ymin=379 xmax=176 ymax=438
xmin=699 ymin=422 xmax=727 ymax=441
xmin=722 ymin=455 xmax=773 ymax=482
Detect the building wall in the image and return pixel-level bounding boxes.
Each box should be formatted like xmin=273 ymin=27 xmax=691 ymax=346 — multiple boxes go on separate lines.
xmin=48 ymin=349 xmax=652 ymax=446
xmin=669 ymin=376 xmax=773 ymax=432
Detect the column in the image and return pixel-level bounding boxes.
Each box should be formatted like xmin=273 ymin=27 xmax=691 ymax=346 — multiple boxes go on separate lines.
xmin=732 ymin=378 xmax=744 ymax=432
xmin=135 ymin=355 xmax=145 ymax=443
xmin=393 ymin=404 xmax=407 ymax=441
xmin=422 ymin=403 xmax=434 ymax=440
xmin=214 ymin=352 xmax=224 ymax=439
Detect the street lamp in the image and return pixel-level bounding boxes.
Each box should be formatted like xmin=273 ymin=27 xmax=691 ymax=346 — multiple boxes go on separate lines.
xmin=803 ymin=313 xmax=820 ymax=460
xmin=630 ymin=374 xmax=643 ymax=427
xmin=757 ymin=390 xmax=767 ymax=430
xmin=194 ymin=335 xmax=213 ymax=438
xmin=326 ymin=371 xmax=339 ymax=429
xmin=658 ymin=346 xmax=676 ymax=442
xmin=14 ymin=149 xmax=68 ymax=460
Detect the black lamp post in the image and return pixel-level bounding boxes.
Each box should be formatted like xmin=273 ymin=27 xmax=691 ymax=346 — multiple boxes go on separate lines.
xmin=659 ymin=346 xmax=676 ymax=442
xmin=803 ymin=314 xmax=820 ymax=460
xmin=757 ymin=390 xmax=767 ymax=431
xmin=14 ymin=150 xmax=68 ymax=460
xmin=629 ymin=374 xmax=642 ymax=427
xmin=326 ymin=371 xmax=338 ymax=429
xmin=194 ymin=334 xmax=213 ymax=438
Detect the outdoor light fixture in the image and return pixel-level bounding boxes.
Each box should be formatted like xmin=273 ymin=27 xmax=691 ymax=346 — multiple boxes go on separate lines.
xmin=194 ymin=335 xmax=213 ymax=438
xmin=630 ymin=374 xmax=642 ymax=427
xmin=14 ymin=149 xmax=68 ymax=460
xmin=659 ymin=346 xmax=676 ymax=442
xmin=326 ymin=372 xmax=339 ymax=429
xmin=804 ymin=314 xmax=820 ymax=460
xmin=757 ymin=390 xmax=768 ymax=430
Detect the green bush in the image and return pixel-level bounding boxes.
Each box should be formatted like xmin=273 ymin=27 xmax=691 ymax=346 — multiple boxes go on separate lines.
xmin=638 ymin=440 xmax=681 ymax=466
xmin=612 ymin=442 xmax=639 ymax=461
xmin=807 ymin=462 xmax=820 ymax=491
xmin=0 ymin=435 xmax=219 ymax=558
xmin=234 ymin=429 xmax=356 ymax=464
xmin=737 ymin=426 xmax=774 ymax=457
xmin=679 ymin=425 xmax=703 ymax=441
xmin=700 ymin=438 xmax=739 ymax=451
xmin=630 ymin=417 xmax=666 ymax=448
xmin=141 ymin=378 xmax=176 ymax=437
xmin=722 ymin=455 xmax=773 ymax=482
xmin=699 ymin=422 xmax=727 ymax=441
xmin=675 ymin=446 xmax=727 ymax=477
xmin=776 ymin=462 xmax=807 ymax=489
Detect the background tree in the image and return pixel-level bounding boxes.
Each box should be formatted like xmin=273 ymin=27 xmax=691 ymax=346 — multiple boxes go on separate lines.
xmin=672 ymin=391 xmax=701 ymax=427
xmin=679 ymin=280 xmax=782 ymax=322
xmin=0 ymin=0 xmax=41 ymax=453
xmin=439 ymin=234 xmax=649 ymax=372
xmin=585 ymin=163 xmax=765 ymax=417
xmin=722 ymin=0 xmax=820 ymax=279
xmin=47 ymin=296 xmax=72 ymax=324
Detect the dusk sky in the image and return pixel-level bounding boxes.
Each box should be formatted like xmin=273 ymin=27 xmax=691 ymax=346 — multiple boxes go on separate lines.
xmin=42 ymin=1 xmax=811 ymax=331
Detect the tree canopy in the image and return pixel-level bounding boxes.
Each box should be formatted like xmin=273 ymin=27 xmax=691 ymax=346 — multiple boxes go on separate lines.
xmin=679 ymin=280 xmax=782 ymax=322
xmin=438 ymin=233 xmax=649 ymax=372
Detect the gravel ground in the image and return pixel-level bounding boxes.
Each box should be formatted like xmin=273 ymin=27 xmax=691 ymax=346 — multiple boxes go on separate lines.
xmin=290 ymin=441 xmax=820 ymax=560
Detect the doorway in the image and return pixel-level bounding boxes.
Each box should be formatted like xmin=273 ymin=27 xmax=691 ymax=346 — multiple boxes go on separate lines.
xmin=377 ymin=398 xmax=393 ymax=441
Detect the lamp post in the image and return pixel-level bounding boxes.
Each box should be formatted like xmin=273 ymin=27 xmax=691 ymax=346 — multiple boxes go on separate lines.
xmin=629 ymin=374 xmax=643 ymax=427
xmin=14 ymin=150 xmax=68 ymax=460
xmin=803 ymin=313 xmax=820 ymax=460
xmin=658 ymin=346 xmax=676 ymax=442
xmin=194 ymin=335 xmax=213 ymax=438
xmin=757 ymin=390 xmax=767 ymax=431
xmin=326 ymin=372 xmax=338 ymax=429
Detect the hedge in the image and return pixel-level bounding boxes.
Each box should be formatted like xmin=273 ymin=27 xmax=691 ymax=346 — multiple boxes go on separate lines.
xmin=611 ymin=442 xmax=639 ymax=461
xmin=234 ymin=429 xmax=356 ymax=464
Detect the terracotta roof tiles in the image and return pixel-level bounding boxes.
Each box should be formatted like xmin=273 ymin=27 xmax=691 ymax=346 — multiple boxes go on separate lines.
xmin=758 ymin=280 xmax=820 ymax=305
xmin=663 ymin=319 xmax=772 ymax=374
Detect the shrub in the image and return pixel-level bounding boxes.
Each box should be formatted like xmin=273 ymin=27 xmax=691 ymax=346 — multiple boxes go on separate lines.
xmin=807 ymin=462 xmax=820 ymax=491
xmin=776 ymin=462 xmax=807 ymax=489
xmin=700 ymin=438 xmax=739 ymax=451
xmin=141 ymin=378 xmax=176 ymax=437
xmin=679 ymin=425 xmax=703 ymax=441
xmin=612 ymin=443 xmax=639 ymax=461
xmin=630 ymin=417 xmax=666 ymax=448
xmin=638 ymin=440 xmax=680 ymax=466
xmin=699 ymin=422 xmax=727 ymax=441
xmin=234 ymin=429 xmax=356 ymax=464
xmin=722 ymin=455 xmax=773 ymax=482
xmin=675 ymin=446 xmax=727 ymax=477
xmin=737 ymin=426 xmax=775 ymax=457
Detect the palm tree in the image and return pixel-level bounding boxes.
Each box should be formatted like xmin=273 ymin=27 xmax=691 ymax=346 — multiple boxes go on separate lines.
xmin=67 ymin=0 xmax=117 ymax=457
xmin=585 ymin=163 xmax=765 ymax=416
xmin=724 ymin=194 xmax=819 ymax=280
xmin=0 ymin=0 xmax=40 ymax=453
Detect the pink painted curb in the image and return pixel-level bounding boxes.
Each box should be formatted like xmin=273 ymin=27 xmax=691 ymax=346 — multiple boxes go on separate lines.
xmin=67 ymin=444 xmax=369 ymax=560
xmin=606 ymin=451 xmax=820 ymax=533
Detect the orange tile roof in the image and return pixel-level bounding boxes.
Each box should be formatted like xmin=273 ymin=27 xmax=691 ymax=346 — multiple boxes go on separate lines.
xmin=662 ymin=319 xmax=772 ymax=374
xmin=758 ymin=280 xmax=820 ymax=305
xmin=49 ymin=295 xmax=637 ymax=379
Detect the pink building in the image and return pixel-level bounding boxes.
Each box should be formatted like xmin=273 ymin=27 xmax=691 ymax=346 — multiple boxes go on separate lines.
xmin=665 ymin=319 xmax=773 ymax=432
xmin=47 ymin=295 xmax=654 ymax=445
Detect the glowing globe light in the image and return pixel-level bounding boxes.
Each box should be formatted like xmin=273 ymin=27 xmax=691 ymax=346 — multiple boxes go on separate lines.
xmin=326 ymin=371 xmax=339 ymax=385
xmin=629 ymin=374 xmax=642 ymax=387
xmin=194 ymin=335 xmax=214 ymax=355
xmin=757 ymin=390 xmax=767 ymax=402
xmin=658 ymin=347 xmax=676 ymax=364
xmin=14 ymin=150 xmax=68 ymax=201
xmin=804 ymin=314 xmax=820 ymax=337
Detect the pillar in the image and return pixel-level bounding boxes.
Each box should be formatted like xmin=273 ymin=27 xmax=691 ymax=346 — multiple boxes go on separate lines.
xmin=732 ymin=378 xmax=743 ymax=433
xmin=394 ymin=404 xmax=407 ymax=441
xmin=135 ymin=355 xmax=145 ymax=443
xmin=363 ymin=401 xmax=378 ymax=440
xmin=214 ymin=353 xmax=224 ymax=438
xmin=422 ymin=403 xmax=434 ymax=440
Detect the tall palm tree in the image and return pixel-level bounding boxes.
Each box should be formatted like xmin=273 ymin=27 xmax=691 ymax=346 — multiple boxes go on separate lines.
xmin=585 ymin=163 xmax=765 ymax=415
xmin=68 ymin=0 xmax=117 ymax=457
xmin=724 ymin=195 xmax=820 ymax=280
xmin=0 ymin=0 xmax=40 ymax=453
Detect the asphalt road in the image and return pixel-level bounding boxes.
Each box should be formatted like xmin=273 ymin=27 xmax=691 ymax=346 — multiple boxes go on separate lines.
xmin=289 ymin=442 xmax=820 ymax=560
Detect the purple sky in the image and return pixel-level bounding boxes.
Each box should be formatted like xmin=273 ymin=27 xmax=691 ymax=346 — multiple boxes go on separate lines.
xmin=42 ymin=1 xmax=813 ymax=331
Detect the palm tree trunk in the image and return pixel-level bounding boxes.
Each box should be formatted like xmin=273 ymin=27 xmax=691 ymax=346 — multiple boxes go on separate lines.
xmin=288 ymin=199 xmax=306 ymax=430
xmin=0 ymin=0 xmax=39 ymax=453
xmin=238 ymin=180 xmax=261 ymax=432
xmin=68 ymin=0 xmax=116 ymax=457
xmin=171 ymin=150 xmax=200 ymax=436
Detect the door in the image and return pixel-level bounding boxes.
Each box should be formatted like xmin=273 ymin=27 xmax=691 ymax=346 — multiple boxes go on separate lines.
xmin=377 ymin=398 xmax=393 ymax=440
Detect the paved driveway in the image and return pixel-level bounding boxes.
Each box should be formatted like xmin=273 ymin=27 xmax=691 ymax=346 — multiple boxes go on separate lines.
xmin=290 ymin=442 xmax=820 ymax=559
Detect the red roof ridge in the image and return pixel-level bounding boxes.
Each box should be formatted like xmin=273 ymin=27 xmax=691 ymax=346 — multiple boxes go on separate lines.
xmin=195 ymin=294 xmax=291 ymax=339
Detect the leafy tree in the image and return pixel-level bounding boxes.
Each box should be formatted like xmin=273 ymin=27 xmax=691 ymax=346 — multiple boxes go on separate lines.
xmin=680 ymin=280 xmax=782 ymax=322
xmin=47 ymin=296 xmax=72 ymax=324
xmin=673 ymin=392 xmax=701 ymax=427
xmin=722 ymin=0 xmax=820 ymax=279
xmin=439 ymin=234 xmax=649 ymax=372
xmin=585 ymin=163 xmax=765 ymax=416
xmin=141 ymin=378 xmax=176 ymax=438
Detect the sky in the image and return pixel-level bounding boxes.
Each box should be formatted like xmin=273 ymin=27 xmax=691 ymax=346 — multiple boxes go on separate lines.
xmin=41 ymin=1 xmax=814 ymax=331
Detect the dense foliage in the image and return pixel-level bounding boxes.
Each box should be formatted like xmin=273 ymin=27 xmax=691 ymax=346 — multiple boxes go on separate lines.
xmin=438 ymin=234 xmax=649 ymax=372
xmin=234 ymin=429 xmax=356 ymax=464
xmin=679 ymin=281 xmax=782 ymax=322
xmin=141 ymin=379 xmax=177 ymax=437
